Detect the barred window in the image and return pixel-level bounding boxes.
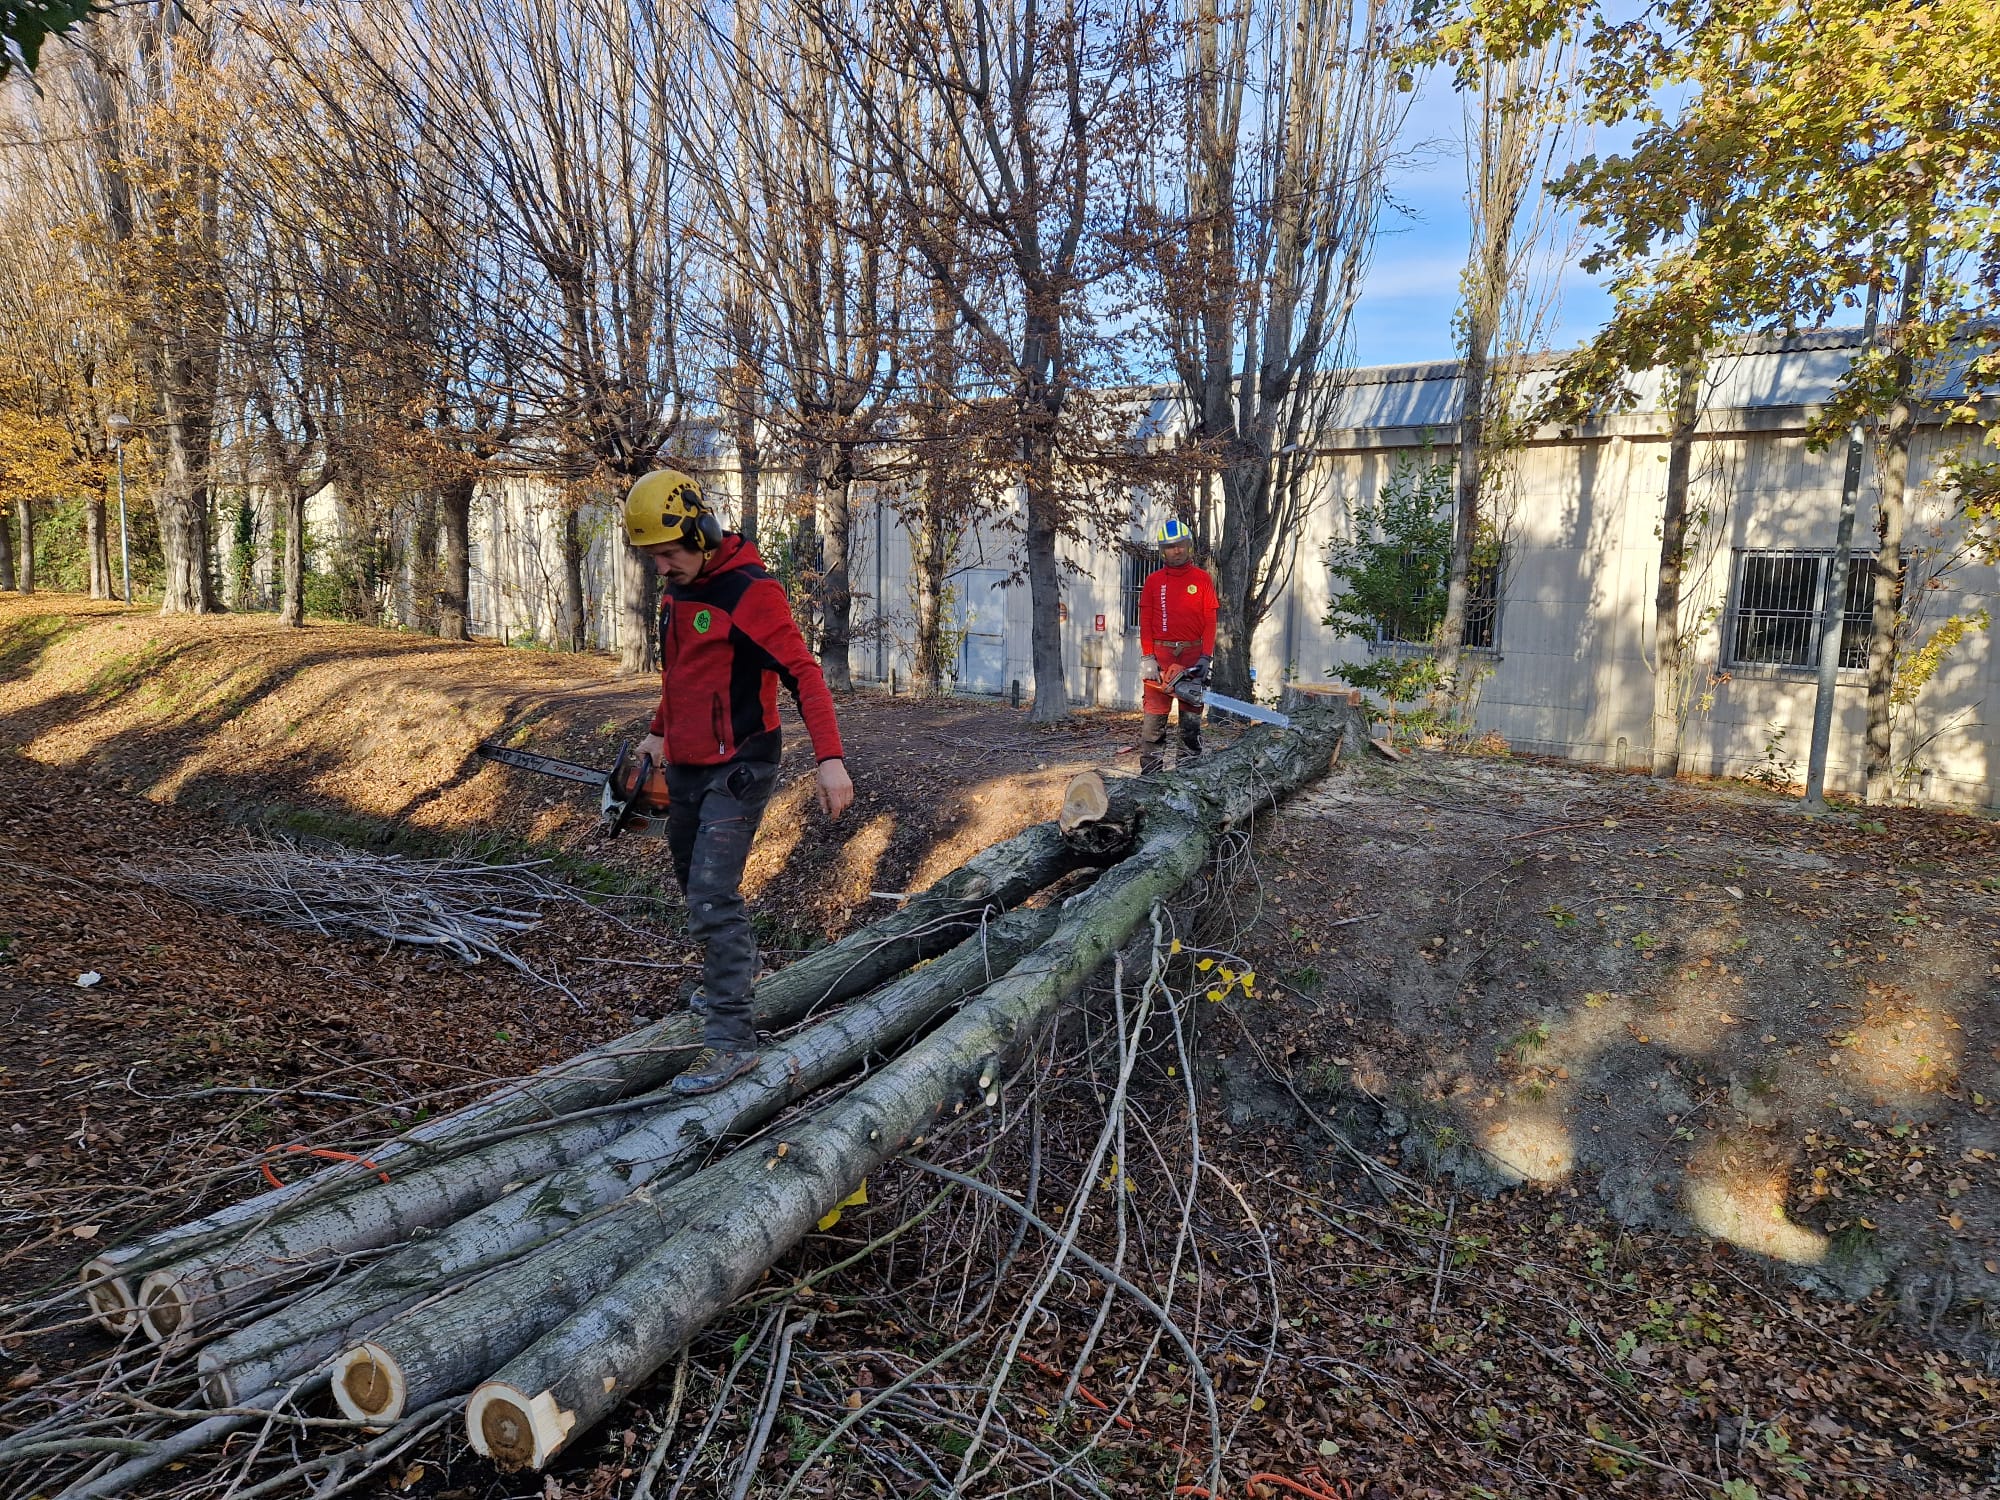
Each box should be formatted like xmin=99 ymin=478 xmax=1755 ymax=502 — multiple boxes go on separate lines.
xmin=1728 ymin=551 xmax=1876 ymax=670
xmin=1376 ymin=551 xmax=1501 ymax=650
xmin=1120 ymin=548 xmax=1159 ymax=633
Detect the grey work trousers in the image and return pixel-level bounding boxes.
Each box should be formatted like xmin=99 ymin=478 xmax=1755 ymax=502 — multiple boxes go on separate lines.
xmin=665 ymin=759 xmax=779 ymax=1051
xmin=1138 ymin=707 xmax=1203 ymax=776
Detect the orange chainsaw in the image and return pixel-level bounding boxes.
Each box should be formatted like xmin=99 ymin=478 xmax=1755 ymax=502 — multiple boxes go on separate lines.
xmin=474 ymin=740 xmax=670 ymax=837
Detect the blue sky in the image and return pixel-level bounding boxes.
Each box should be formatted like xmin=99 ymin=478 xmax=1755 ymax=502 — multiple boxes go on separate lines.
xmin=1347 ymin=66 xmax=1620 ymax=370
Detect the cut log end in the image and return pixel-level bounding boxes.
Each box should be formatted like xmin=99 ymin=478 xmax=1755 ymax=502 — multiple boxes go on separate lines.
xmin=1057 ymin=770 xmax=1140 ymax=858
xmin=137 ymin=1272 xmax=192 ymax=1346
xmin=197 ymin=1359 xmax=236 ymax=1409
xmin=80 ymin=1259 xmax=137 ymax=1334
xmin=467 ymin=1381 xmax=574 ymax=1470
xmin=332 ymin=1342 xmax=407 ymax=1425
xmin=1058 ymin=771 xmax=1110 ymax=833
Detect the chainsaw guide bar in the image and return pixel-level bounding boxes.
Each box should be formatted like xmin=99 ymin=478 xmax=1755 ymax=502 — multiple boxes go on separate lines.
xmin=475 ymin=741 xmax=671 ymax=838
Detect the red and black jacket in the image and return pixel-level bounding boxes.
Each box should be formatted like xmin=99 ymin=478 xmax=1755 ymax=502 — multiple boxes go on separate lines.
xmin=648 ymin=536 xmax=845 ymax=767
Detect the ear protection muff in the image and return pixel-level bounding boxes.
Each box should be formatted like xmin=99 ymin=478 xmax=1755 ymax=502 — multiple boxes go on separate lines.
xmin=691 ymin=508 xmax=723 ymax=552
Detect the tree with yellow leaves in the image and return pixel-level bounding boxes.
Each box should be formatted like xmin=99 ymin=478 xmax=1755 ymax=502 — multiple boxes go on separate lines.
xmin=1419 ymin=0 xmax=2000 ymax=799
xmin=0 ymin=392 xmax=78 ymax=592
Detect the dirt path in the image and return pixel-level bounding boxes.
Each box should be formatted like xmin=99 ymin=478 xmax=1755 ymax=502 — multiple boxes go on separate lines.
xmin=0 ymin=595 xmax=1134 ymax=940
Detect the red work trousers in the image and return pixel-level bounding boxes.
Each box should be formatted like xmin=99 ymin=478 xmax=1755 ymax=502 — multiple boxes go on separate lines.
xmin=1141 ymin=641 xmax=1207 ymax=716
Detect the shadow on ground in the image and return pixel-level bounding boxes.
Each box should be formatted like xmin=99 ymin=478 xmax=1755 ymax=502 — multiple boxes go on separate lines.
xmin=1219 ymin=750 xmax=2000 ymax=1361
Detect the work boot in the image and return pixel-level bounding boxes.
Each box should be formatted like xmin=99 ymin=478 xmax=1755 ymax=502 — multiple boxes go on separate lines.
xmin=671 ymin=1046 xmax=761 ymax=1096
xmin=1139 ymin=711 xmax=1169 ymax=776
xmin=1178 ymin=710 xmax=1204 ymax=768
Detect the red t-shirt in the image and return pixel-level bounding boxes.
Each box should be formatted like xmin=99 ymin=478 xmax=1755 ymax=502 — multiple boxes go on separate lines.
xmin=1140 ymin=562 xmax=1219 ymax=655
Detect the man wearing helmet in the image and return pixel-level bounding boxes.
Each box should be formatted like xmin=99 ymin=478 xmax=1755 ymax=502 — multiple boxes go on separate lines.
xmin=1138 ymin=518 xmax=1218 ymax=775
xmin=624 ymin=467 xmax=854 ymax=1095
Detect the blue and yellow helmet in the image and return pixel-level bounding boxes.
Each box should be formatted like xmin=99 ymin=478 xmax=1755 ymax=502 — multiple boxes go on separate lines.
xmin=1155 ymin=518 xmax=1192 ymax=547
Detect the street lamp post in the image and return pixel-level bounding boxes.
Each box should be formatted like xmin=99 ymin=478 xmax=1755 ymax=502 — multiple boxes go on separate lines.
xmin=104 ymin=414 xmax=132 ymax=603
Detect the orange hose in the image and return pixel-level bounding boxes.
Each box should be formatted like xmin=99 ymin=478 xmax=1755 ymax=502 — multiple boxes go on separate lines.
xmin=259 ymin=1144 xmax=391 ymax=1189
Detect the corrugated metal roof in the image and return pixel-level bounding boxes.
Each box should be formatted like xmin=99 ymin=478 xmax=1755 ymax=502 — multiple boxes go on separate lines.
xmin=1313 ymin=324 xmax=1983 ymax=427
xmin=1321 ymin=326 xmax=1881 ymax=428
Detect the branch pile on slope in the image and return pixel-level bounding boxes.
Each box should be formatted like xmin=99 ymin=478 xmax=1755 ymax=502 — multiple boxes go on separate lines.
xmin=6 ymin=697 xmax=1361 ymax=1500
xmin=122 ymin=840 xmax=609 ymax=978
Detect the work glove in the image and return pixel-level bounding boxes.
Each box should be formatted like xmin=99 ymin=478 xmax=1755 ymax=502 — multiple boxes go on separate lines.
xmin=1194 ymin=654 xmax=1212 ymax=675
xmin=1141 ymin=657 xmax=1162 ymax=683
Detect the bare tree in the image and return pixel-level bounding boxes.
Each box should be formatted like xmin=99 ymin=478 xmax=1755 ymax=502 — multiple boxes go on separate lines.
xmin=805 ymin=0 xmax=1157 ymax=720
xmin=1151 ymin=0 xmax=1410 ymax=697
xmin=1432 ymin=44 xmax=1570 ymax=716
xmin=223 ymin=105 xmax=348 ymax=626
xmin=694 ymin=1 xmax=906 ymax=691
xmin=338 ymin=0 xmax=698 ymax=660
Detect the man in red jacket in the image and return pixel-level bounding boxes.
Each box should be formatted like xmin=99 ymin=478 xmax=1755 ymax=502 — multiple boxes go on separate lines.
xmin=1138 ymin=518 xmax=1218 ymax=776
xmin=626 ymin=468 xmax=854 ymax=1095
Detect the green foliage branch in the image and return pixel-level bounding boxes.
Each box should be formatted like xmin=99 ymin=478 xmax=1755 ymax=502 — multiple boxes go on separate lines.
xmin=1 ymin=0 xmax=98 ymax=80
xmin=1323 ymin=452 xmax=1497 ymax=729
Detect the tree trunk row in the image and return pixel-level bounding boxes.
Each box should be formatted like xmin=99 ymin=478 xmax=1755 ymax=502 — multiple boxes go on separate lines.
xmin=82 ymin=819 xmax=1084 ymax=1333
xmin=201 ymin=907 xmax=1059 ymax=1408
xmin=464 ymin=711 xmax=1348 ymax=1467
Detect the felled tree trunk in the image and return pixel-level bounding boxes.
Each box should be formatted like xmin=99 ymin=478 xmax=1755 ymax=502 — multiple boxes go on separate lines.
xmin=312 ymin=909 xmax=1059 ymax=1426
xmin=87 ymin=822 xmax=1081 ymax=1336
xmin=143 ymin=1096 xmax=675 ymax=1347
xmin=465 ymin=711 xmax=1347 ymax=1468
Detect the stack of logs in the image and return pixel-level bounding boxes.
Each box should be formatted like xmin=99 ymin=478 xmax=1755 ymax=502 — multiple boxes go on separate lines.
xmin=66 ymin=697 xmax=1358 ymax=1495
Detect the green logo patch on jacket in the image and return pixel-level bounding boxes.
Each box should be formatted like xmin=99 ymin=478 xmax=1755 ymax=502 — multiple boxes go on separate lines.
xmin=694 ymin=608 xmax=713 ymax=633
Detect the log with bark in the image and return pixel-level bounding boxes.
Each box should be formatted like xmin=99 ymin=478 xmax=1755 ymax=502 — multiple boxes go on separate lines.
xmin=462 ymin=815 xmax=1211 ymax=1468
xmin=88 ymin=818 xmax=1082 ymax=1337
xmin=54 ymin=703 xmax=1352 ymax=1496
xmin=461 ymin=708 xmax=1348 ymax=1469
xmin=196 ymin=906 xmax=1060 ymax=1410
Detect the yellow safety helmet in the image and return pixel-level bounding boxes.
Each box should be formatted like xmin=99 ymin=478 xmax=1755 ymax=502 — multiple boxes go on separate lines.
xmin=624 ymin=468 xmax=722 ymax=551
xmin=1156 ymin=517 xmax=1193 ymax=548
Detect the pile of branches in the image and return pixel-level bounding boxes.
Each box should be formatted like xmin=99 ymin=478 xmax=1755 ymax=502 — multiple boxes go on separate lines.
xmin=3 ymin=699 xmax=1362 ymax=1500
xmin=122 ymin=839 xmax=627 ymax=991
